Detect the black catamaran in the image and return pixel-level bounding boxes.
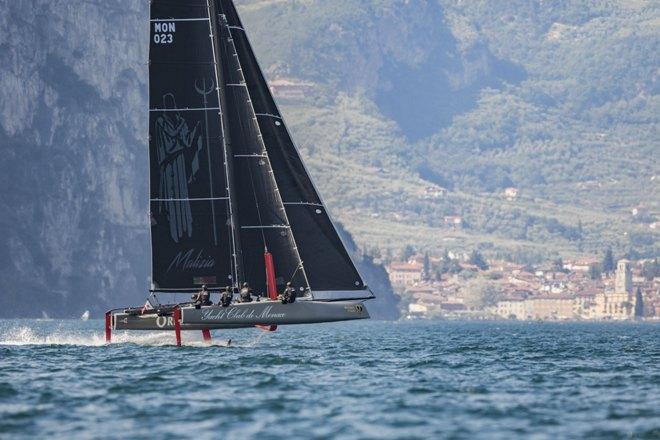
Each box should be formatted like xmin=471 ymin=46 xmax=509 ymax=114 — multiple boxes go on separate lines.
xmin=106 ymin=0 xmax=373 ymax=344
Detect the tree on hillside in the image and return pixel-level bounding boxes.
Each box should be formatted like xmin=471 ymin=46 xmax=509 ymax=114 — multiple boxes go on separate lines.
xmin=462 ymin=278 xmax=502 ymax=310
xmin=634 ymin=287 xmax=644 ymax=319
xmin=588 ymin=264 xmax=602 ymax=280
xmin=433 ymin=252 xmax=463 ymax=279
xmin=401 ymin=245 xmax=415 ymax=261
xmin=552 ymin=257 xmax=565 ymax=273
xmin=423 ymin=252 xmax=431 ymax=280
xmin=469 ymin=250 xmax=489 ymax=270
xmin=641 ymin=258 xmax=659 ymax=281
xmin=603 ymin=248 xmax=615 ymax=274
xmin=384 ymin=248 xmax=393 ymax=265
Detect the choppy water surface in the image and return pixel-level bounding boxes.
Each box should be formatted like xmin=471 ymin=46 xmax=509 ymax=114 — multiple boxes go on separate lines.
xmin=0 ymin=320 xmax=658 ymax=439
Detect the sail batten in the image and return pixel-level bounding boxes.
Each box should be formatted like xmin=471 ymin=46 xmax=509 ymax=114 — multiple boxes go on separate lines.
xmin=150 ymin=18 xmax=209 ymax=23
xmin=149 ymin=107 xmax=221 ymax=112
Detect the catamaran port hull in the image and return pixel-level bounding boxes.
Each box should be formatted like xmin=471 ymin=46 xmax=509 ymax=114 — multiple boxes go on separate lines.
xmin=110 ymin=300 xmax=369 ymax=331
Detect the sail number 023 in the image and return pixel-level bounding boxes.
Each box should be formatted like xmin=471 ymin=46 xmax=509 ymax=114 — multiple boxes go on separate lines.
xmin=153 ymin=22 xmax=175 ymax=45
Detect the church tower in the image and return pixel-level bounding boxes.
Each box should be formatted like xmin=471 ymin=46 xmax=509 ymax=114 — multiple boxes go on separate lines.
xmin=615 ymin=260 xmax=632 ymax=294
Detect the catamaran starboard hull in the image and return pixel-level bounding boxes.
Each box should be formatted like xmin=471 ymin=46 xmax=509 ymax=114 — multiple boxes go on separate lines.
xmin=111 ymin=300 xmax=369 ymax=331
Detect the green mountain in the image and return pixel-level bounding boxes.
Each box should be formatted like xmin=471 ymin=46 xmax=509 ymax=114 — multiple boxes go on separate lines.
xmin=237 ymin=0 xmax=659 ymax=262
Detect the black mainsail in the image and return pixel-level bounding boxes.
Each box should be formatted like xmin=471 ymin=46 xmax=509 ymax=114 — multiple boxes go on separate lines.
xmin=147 ymin=0 xmax=372 ymax=301
xmin=149 ymin=0 xmax=237 ymax=291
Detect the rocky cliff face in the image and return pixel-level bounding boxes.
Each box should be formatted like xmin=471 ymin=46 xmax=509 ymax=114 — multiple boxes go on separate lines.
xmin=0 ymin=0 xmax=400 ymax=319
xmin=0 ymin=0 xmax=149 ymax=318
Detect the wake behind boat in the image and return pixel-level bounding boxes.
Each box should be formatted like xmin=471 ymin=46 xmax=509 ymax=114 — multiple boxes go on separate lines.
xmin=107 ymin=0 xmax=373 ymax=344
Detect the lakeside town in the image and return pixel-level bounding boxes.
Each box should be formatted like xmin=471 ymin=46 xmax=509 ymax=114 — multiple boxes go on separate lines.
xmin=264 ymin=78 xmax=660 ymax=323
xmin=384 ymin=250 xmax=659 ymax=321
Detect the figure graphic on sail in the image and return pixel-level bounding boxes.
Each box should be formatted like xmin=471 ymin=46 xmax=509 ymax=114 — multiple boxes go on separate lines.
xmin=155 ymin=93 xmax=202 ymax=243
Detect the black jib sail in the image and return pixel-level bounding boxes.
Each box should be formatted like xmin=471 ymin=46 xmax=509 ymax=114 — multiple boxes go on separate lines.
xmin=213 ymin=4 xmax=309 ymax=296
xmin=217 ymin=0 xmax=371 ymax=301
xmin=148 ymin=0 xmax=372 ymax=301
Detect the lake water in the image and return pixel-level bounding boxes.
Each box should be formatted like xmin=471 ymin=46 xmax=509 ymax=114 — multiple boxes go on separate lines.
xmin=0 ymin=320 xmax=658 ymax=439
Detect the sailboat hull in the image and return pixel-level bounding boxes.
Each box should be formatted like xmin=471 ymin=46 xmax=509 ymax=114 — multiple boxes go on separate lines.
xmin=111 ymin=300 xmax=369 ymax=331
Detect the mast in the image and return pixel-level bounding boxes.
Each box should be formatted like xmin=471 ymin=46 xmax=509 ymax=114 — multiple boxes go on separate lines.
xmin=207 ymin=0 xmax=243 ymax=288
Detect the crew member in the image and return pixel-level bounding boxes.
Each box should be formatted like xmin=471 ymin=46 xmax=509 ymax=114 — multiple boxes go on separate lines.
xmin=239 ymin=282 xmax=253 ymax=303
xmin=191 ymin=286 xmax=203 ymax=307
xmin=280 ymin=282 xmax=297 ymax=304
xmin=287 ymin=283 xmax=297 ymax=304
xmin=193 ymin=285 xmax=212 ymax=308
xmin=220 ymin=286 xmax=232 ymax=308
xmin=200 ymin=286 xmax=212 ymax=306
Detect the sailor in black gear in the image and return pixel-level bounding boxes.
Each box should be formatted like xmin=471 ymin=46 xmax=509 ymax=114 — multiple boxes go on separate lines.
xmin=280 ymin=282 xmax=296 ymax=304
xmin=239 ymin=282 xmax=253 ymax=303
xmin=220 ymin=286 xmax=232 ymax=307
xmin=288 ymin=284 xmax=297 ymax=304
xmin=193 ymin=285 xmax=211 ymax=308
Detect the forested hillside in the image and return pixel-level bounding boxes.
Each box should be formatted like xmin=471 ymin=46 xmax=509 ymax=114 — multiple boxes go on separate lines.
xmin=239 ymin=0 xmax=659 ymax=262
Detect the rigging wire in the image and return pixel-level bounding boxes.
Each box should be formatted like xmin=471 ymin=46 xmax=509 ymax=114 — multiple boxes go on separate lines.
xmin=288 ymin=261 xmax=304 ymax=284
xmin=246 ymin=155 xmax=268 ymax=250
